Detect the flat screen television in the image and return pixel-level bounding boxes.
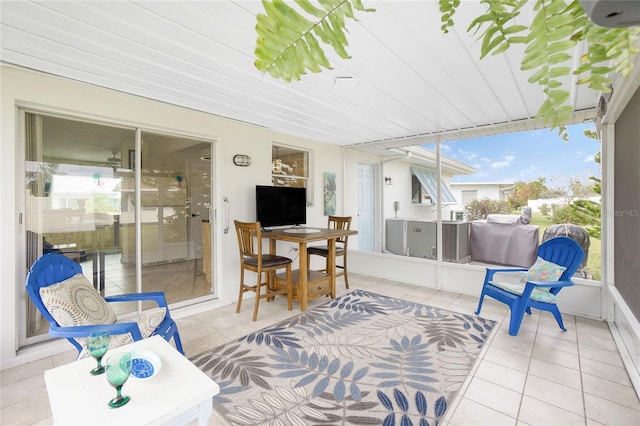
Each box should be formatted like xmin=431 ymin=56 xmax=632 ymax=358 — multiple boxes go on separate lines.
xmin=256 ymin=185 xmax=307 ymax=228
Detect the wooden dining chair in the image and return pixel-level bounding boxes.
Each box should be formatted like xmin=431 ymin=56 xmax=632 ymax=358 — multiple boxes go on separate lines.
xmin=234 ymin=220 xmax=293 ymax=321
xmin=307 ymin=215 xmax=352 ymax=289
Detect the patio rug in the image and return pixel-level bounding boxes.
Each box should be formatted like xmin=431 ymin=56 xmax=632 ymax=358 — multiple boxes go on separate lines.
xmin=190 ymin=290 xmax=497 ymax=425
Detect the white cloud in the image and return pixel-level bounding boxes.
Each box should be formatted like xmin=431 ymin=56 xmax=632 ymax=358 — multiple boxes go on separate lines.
xmin=518 ymin=165 xmax=538 ymax=180
xmin=457 ymin=149 xmax=478 ymax=161
xmin=583 ymin=154 xmax=595 ymax=162
xmin=491 ymin=155 xmax=515 ymax=169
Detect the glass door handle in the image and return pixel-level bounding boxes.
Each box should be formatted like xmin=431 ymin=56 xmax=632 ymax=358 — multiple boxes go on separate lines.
xmin=223 ymin=196 xmax=230 ymax=234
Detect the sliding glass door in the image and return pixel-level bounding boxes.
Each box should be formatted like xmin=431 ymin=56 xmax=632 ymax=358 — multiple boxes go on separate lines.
xmin=128 ymin=132 xmax=213 ymax=305
xmin=21 ymin=111 xmax=214 ymax=346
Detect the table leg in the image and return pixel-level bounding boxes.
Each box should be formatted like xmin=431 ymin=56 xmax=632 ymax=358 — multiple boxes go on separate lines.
xmin=99 ymin=251 xmax=106 ymax=294
xmin=328 ymin=238 xmax=336 ymax=298
xmin=298 ymin=242 xmax=308 ymax=311
xmin=196 ymin=398 xmax=213 ymax=425
xmin=91 ymin=253 xmax=98 ymax=291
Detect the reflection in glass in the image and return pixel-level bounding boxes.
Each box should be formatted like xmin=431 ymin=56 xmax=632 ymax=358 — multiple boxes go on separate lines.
xmin=22 ymin=113 xmax=214 ymax=350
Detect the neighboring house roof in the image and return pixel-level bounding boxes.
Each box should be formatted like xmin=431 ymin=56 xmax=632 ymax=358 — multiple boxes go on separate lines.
xmin=449 ymin=182 xmax=516 ymax=204
xmin=450 ymin=182 xmax=515 ymax=188
xmin=390 ymin=146 xmax=476 ymax=176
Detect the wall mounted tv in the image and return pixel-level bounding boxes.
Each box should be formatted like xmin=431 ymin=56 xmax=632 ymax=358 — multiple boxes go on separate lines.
xmin=256 ymin=185 xmax=307 ymax=228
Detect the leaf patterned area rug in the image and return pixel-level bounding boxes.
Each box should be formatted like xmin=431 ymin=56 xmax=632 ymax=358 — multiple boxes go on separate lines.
xmin=191 ymin=290 xmax=497 ymax=425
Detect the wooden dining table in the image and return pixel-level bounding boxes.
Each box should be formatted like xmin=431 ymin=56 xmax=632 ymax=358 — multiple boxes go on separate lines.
xmin=263 ymin=227 xmax=357 ymax=311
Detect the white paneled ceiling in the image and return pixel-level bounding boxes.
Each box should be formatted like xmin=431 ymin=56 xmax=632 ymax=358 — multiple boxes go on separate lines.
xmin=1 ymin=0 xmax=600 ymax=157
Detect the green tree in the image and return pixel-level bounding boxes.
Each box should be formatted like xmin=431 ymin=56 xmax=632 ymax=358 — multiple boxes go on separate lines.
xmin=565 ymin=129 xmax=601 ymax=237
xmin=568 ymin=176 xmax=597 ymax=199
xmin=550 ymin=200 xmax=600 ymax=238
xmin=539 ymin=203 xmax=550 ymax=216
xmin=550 ymin=203 xmax=572 ymax=223
xmin=589 ymin=150 xmax=601 ymax=195
xmin=549 ymin=128 xmax=601 ymax=237
xmin=509 ymin=178 xmax=550 ymax=208
xmin=547 ymin=175 xmax=597 ymax=203
xmin=569 ymin=199 xmax=601 ymax=238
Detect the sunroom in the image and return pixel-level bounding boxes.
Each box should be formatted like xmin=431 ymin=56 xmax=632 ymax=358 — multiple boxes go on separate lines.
xmin=0 ymin=1 xmax=638 ymax=413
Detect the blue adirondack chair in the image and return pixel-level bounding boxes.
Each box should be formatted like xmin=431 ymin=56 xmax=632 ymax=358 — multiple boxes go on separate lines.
xmin=26 ymin=253 xmax=184 ymax=356
xmin=475 ymin=236 xmax=585 ymax=336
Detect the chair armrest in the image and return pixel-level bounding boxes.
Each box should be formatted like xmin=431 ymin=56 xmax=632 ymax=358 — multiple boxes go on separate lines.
xmin=485 ymin=267 xmax=528 ymax=282
xmin=104 ymin=292 xmax=168 ymax=308
xmin=525 ymin=279 xmax=574 ymax=289
xmin=48 ymin=322 xmax=144 ymax=341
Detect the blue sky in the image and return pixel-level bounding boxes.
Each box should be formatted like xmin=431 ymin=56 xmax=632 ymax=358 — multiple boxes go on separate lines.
xmin=424 ymin=123 xmax=601 ymax=189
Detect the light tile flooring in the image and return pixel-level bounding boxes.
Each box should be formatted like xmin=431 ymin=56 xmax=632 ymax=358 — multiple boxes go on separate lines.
xmin=2 ymin=273 xmax=639 ymax=425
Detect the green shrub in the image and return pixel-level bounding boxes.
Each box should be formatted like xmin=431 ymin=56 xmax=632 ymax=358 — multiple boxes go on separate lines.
xmin=539 ymin=203 xmax=550 ymax=216
xmin=464 ymin=198 xmax=512 ymax=221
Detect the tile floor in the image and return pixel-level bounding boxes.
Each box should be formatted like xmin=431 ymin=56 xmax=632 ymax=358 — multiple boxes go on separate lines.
xmin=2 ymin=273 xmax=639 ymax=425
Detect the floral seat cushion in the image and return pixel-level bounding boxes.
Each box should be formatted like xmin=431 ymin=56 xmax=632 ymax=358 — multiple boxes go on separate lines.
xmin=489 ymin=257 xmax=567 ymax=304
xmin=520 ymin=256 xmax=566 ymax=288
xmin=489 ymin=280 xmax=558 ymax=304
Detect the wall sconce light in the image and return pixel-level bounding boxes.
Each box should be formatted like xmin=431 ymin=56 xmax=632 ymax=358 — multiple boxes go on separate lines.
xmin=385 ymin=176 xmax=393 ymax=185
xmin=233 ymin=154 xmax=252 ymax=167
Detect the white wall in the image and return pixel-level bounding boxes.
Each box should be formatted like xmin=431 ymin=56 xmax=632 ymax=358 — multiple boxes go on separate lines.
xmin=449 ymin=183 xmax=510 ymax=213
xmin=527 ymin=196 xmax=600 ymax=213
xmin=0 ymin=66 xmax=347 ymax=368
xmin=378 ymin=159 xmax=455 ymax=221
xmin=348 ymin=250 xmax=602 ymax=319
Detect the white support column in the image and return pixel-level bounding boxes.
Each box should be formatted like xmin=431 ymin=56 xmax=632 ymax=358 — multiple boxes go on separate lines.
xmin=135 ymin=129 xmax=143 ymax=311
xmin=435 ymin=136 xmax=443 ymax=290
xmin=601 ymin=123 xmax=615 ymax=323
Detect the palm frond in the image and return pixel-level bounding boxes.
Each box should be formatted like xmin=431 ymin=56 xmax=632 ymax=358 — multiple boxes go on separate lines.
xmin=253 ymin=0 xmax=639 ymax=140
xmin=470 ymin=0 xmax=639 ymax=141
xmin=439 ymin=0 xmax=461 ymax=33
xmin=255 ymin=0 xmax=374 ymax=82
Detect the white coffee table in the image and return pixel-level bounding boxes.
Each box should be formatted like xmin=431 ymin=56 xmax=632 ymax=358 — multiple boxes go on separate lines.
xmin=44 ymin=335 xmax=219 ymax=425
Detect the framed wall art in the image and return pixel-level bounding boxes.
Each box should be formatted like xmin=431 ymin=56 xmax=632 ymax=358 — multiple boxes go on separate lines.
xmin=323 ymin=172 xmax=336 ymax=215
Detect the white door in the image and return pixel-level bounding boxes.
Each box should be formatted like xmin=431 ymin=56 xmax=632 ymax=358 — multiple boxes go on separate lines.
xmin=357 ymin=163 xmax=375 ymax=251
